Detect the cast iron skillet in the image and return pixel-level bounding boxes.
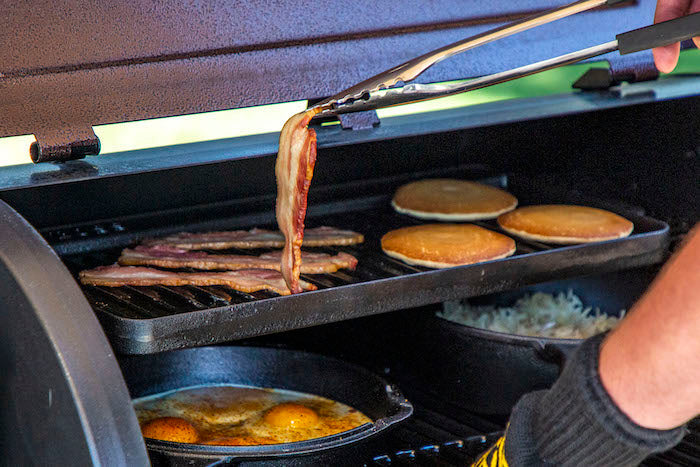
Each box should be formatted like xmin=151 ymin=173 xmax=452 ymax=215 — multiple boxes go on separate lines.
xmin=119 ymin=346 xmax=413 ymax=466
xmin=407 ymin=268 xmax=656 ymax=415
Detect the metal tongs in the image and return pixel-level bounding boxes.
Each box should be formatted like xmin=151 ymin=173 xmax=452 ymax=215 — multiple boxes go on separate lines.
xmin=312 ymin=0 xmax=700 ymax=118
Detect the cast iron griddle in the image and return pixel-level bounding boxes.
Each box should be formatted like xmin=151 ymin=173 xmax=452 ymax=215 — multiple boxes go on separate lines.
xmin=61 ymin=190 xmax=669 ymax=354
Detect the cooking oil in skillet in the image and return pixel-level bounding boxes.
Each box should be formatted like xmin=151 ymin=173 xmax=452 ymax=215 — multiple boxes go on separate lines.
xmin=133 ymin=384 xmax=372 ymax=445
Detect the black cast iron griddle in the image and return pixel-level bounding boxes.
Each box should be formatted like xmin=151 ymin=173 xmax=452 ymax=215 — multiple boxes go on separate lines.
xmin=120 ymin=346 xmax=413 ymax=466
xmin=62 ymin=190 xmax=669 ymax=354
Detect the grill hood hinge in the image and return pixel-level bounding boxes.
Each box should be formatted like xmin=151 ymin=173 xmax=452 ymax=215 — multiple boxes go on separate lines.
xmin=29 ymin=127 xmax=101 ymax=163
xmin=338 ymin=110 xmax=380 ymax=131
xmin=573 ymin=49 xmax=660 ymax=91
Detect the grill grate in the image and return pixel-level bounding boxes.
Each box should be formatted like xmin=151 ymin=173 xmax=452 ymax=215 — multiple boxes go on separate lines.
xmin=62 ymin=207 xmax=456 ymax=321
xmin=364 ymin=418 xmax=700 ymax=466
xmin=60 ymin=195 xmax=669 ymax=354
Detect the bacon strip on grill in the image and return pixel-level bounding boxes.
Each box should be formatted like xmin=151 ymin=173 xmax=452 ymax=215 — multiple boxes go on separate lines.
xmin=119 ymin=245 xmax=358 ymax=274
xmin=142 ymin=226 xmax=364 ymax=250
xmin=276 ymin=108 xmax=322 ymax=294
xmin=79 ymin=265 xmax=317 ymax=295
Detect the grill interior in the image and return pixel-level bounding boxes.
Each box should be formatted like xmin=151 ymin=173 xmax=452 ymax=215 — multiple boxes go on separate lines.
xmin=65 ymin=206 xmax=661 ymax=319
xmin=40 ymin=157 xmax=689 ymax=463
xmin=55 ymin=172 xmax=670 ymax=354
xmin=66 ymin=207 xmax=591 ymax=319
xmin=233 ymin=304 xmax=700 ymax=467
xmin=363 ymin=417 xmax=700 ymax=466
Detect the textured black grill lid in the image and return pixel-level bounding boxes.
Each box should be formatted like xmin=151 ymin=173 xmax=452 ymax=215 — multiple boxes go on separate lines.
xmin=0 ymin=1 xmax=655 ymax=154
xmin=0 ymin=199 xmax=148 ymax=464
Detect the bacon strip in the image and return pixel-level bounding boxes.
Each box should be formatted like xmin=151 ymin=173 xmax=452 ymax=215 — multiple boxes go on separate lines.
xmin=143 ymin=226 xmax=364 ymax=250
xmin=119 ymin=245 xmax=358 ymax=274
xmin=79 ymin=265 xmax=316 ymax=295
xmin=276 ymin=108 xmax=322 ymax=294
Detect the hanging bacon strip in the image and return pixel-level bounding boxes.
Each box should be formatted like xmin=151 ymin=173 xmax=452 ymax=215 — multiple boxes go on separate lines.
xmin=79 ymin=265 xmax=316 ymax=295
xmin=142 ymin=226 xmax=364 ymax=250
xmin=275 ymin=108 xmax=322 ymax=293
xmin=119 ymin=245 xmax=358 ymax=274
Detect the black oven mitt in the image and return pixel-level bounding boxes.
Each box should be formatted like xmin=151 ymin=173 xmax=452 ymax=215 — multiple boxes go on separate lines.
xmin=473 ymin=333 xmax=686 ymax=467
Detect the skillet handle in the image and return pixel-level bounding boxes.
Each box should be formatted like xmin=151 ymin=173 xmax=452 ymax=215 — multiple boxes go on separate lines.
xmin=617 ymin=11 xmax=700 ymax=55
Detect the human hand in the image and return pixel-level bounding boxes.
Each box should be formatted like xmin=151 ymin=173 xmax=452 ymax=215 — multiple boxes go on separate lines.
xmin=600 ymin=225 xmax=700 ymax=430
xmin=654 ymin=0 xmax=700 ymax=72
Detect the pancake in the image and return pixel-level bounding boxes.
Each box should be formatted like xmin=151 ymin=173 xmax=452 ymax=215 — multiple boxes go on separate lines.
xmin=391 ymin=179 xmax=518 ymax=221
xmin=497 ymin=205 xmax=633 ymax=244
xmin=381 ymin=224 xmax=516 ymax=268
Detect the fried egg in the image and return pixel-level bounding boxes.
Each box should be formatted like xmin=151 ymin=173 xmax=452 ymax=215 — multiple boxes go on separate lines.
xmin=263 ymin=402 xmax=320 ymax=429
xmin=140 ymin=417 xmax=199 ymax=443
xmin=134 ymin=384 xmax=371 ymax=446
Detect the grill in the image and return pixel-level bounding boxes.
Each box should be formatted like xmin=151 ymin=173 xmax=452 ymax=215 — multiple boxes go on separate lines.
xmin=364 ymin=417 xmax=700 ymax=466
xmin=3 ymin=103 xmax=696 ymax=465
xmin=2 ymin=1 xmax=699 ymax=464
xmin=230 ymin=310 xmax=700 ymax=467
xmin=52 ymin=171 xmax=668 ymax=354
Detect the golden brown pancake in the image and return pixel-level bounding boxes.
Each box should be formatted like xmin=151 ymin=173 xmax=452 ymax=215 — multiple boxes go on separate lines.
xmin=391 ymin=179 xmax=517 ymax=221
xmin=497 ymin=205 xmax=633 ymax=244
xmin=381 ymin=224 xmax=516 ymax=268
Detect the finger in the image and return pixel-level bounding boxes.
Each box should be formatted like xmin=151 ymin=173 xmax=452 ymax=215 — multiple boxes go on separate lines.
xmin=692 ymin=0 xmax=700 ymax=50
xmin=655 ymin=0 xmax=690 ymax=23
xmin=653 ymin=44 xmax=681 ymax=72
xmin=653 ymin=0 xmax=689 ymax=72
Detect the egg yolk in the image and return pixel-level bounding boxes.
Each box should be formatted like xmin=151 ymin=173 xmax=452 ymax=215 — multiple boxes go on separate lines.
xmin=141 ymin=417 xmax=199 ymax=443
xmin=263 ymin=403 xmax=319 ymax=429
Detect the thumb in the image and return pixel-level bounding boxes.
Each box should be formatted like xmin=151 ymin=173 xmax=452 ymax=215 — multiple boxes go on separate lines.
xmin=653 ymin=0 xmax=688 ymax=72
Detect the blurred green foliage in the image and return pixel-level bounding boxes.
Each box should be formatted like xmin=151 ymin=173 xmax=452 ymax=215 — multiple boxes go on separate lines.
xmin=379 ymin=48 xmax=700 ymax=118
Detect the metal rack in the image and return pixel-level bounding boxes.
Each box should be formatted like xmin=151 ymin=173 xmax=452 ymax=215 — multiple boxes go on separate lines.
xmin=59 ymin=189 xmax=668 ymax=354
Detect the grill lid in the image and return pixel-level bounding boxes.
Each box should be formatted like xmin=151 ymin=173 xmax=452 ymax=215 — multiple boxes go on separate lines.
xmin=0 ymin=199 xmax=148 ymax=464
xmin=0 ymin=0 xmax=656 ymax=162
